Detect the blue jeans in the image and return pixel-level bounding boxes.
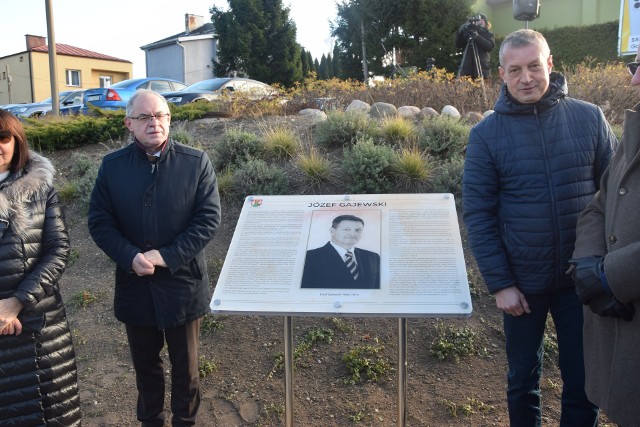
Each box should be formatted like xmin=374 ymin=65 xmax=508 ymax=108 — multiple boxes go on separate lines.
xmin=503 ymin=287 xmax=598 ymax=427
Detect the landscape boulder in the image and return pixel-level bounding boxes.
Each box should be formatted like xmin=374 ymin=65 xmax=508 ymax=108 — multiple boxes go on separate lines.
xmin=462 ymin=111 xmax=484 ymax=125
xmin=441 ymin=105 xmax=461 ymax=119
xmin=397 ymin=106 xmax=421 ymax=119
xmin=298 ymin=108 xmax=327 ymax=122
xmin=345 ymin=100 xmax=371 ymax=114
xmin=419 ymin=107 xmax=439 ymax=120
xmin=369 ymin=102 xmax=397 ymax=119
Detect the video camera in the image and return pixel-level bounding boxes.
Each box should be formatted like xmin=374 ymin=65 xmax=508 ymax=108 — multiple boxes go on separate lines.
xmin=461 ymin=15 xmax=483 ymax=32
xmin=467 ymin=15 xmax=483 ymax=25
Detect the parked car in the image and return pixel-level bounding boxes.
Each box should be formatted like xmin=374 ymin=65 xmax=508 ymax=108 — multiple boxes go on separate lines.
xmin=82 ymin=77 xmax=187 ymax=111
xmin=162 ymin=77 xmax=279 ymax=106
xmin=0 ymin=103 xmax=24 ymax=111
xmin=58 ymin=90 xmax=87 ymax=116
xmin=6 ymin=90 xmax=81 ymax=118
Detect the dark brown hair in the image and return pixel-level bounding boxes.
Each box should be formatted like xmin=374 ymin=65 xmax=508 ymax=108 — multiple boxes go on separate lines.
xmin=332 ymin=214 xmax=364 ymax=228
xmin=0 ymin=109 xmax=30 ymax=173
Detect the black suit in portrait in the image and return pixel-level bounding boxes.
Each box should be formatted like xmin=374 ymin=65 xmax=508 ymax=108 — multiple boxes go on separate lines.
xmin=300 ymin=242 xmax=380 ymax=289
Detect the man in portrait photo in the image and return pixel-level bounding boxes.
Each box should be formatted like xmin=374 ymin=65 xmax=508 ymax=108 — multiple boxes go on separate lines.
xmin=301 ymin=214 xmax=380 ymax=289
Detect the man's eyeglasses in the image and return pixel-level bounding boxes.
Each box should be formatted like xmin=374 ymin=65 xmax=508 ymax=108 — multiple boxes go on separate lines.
xmin=0 ymin=130 xmax=12 ymax=144
xmin=627 ymin=62 xmax=640 ymax=76
xmin=128 ymin=112 xmax=170 ymax=123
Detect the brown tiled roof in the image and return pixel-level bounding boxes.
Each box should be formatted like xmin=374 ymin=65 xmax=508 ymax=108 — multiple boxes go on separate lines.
xmin=30 ymin=43 xmax=132 ymax=63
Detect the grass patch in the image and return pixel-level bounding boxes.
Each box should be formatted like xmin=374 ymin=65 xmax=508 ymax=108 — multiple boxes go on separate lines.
xmin=201 ymin=314 xmax=224 ymax=333
xmin=296 ymin=146 xmax=333 ymax=190
xmin=379 ymin=116 xmax=418 ymax=146
xmin=330 ymin=317 xmax=355 ymax=333
xmin=430 ymin=321 xmax=487 ymax=362
xmin=198 ymin=356 xmax=217 ymax=378
xmin=343 ymin=342 xmax=392 ymax=385
xmin=391 ymin=146 xmax=431 ymax=192
xmin=443 ymin=397 xmax=495 ymax=418
xmin=466 ymin=268 xmax=484 ymax=299
xmin=263 ymin=126 xmax=299 ymax=159
xmin=269 ymin=327 xmax=334 ymax=378
xmin=69 ymin=290 xmax=98 ymax=309
xmin=67 ymin=248 xmax=80 ymax=268
xmin=215 ymin=168 xmax=235 ymax=199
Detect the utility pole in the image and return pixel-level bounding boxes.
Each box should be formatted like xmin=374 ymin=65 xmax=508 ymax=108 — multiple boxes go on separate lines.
xmin=5 ymin=65 xmax=12 ymax=103
xmin=361 ymin=20 xmax=369 ymax=84
xmin=45 ymin=0 xmax=60 ymax=115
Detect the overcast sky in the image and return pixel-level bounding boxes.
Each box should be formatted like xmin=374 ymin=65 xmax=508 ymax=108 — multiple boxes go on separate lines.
xmin=0 ymin=0 xmax=337 ymax=78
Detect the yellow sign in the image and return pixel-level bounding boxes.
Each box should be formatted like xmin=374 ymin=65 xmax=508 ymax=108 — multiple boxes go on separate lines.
xmin=620 ymin=0 xmax=640 ymax=55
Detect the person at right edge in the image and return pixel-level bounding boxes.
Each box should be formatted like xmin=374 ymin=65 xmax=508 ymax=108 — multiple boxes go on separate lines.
xmin=569 ymin=47 xmax=640 ymax=426
xmin=463 ymin=29 xmax=616 ymax=426
xmin=455 ymin=13 xmax=495 ymax=79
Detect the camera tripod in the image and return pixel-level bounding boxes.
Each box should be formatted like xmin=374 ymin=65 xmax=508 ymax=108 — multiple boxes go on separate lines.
xmin=457 ymin=36 xmax=483 ymax=80
xmin=457 ymin=36 xmax=488 ymax=108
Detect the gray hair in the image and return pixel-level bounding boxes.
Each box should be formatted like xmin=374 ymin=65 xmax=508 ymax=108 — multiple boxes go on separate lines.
xmin=125 ymin=89 xmax=170 ymax=117
xmin=499 ymin=29 xmax=550 ymax=67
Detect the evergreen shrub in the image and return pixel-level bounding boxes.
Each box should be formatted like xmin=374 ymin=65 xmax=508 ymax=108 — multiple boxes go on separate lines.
xmin=213 ymin=129 xmax=264 ymax=170
xmin=231 ymin=158 xmax=291 ymax=198
xmin=341 ymin=138 xmax=395 ymax=194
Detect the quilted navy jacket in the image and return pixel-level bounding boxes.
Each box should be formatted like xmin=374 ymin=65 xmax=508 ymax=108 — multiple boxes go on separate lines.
xmin=462 ymin=72 xmax=615 ymax=295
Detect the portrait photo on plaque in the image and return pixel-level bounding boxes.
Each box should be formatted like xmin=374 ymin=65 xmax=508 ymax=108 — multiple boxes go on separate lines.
xmin=300 ymin=210 xmax=381 ymax=290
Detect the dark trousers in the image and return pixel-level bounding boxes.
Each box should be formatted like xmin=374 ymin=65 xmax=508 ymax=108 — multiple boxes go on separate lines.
xmin=503 ymin=288 xmax=598 ymax=427
xmin=125 ymin=318 xmax=202 ymax=427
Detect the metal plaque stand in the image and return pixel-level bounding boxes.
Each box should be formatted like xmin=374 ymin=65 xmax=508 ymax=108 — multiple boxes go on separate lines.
xmin=281 ymin=316 xmax=410 ymax=427
xmin=284 ymin=316 xmax=294 ymax=427
xmin=398 ymin=317 xmax=408 ymax=426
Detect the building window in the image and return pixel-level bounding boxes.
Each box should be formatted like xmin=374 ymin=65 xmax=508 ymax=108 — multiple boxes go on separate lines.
xmin=99 ymin=75 xmax=112 ymax=88
xmin=66 ymin=69 xmax=81 ymax=86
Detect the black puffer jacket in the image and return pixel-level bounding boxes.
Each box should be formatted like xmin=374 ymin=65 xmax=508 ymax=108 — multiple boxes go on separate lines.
xmin=0 ymin=152 xmax=81 ymax=426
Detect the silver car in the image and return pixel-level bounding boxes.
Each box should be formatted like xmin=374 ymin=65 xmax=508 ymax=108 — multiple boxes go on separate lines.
xmin=6 ymin=90 xmax=83 ymax=118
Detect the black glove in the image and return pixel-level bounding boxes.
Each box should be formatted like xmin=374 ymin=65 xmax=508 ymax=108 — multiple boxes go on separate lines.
xmin=588 ymin=293 xmax=635 ymax=321
xmin=568 ymin=256 xmax=608 ymax=304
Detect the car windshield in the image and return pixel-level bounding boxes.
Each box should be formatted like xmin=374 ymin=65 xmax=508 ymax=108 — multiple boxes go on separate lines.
xmin=38 ymin=91 xmax=74 ymax=104
xmin=182 ymin=79 xmax=231 ymax=92
xmin=109 ymin=80 xmax=140 ymax=88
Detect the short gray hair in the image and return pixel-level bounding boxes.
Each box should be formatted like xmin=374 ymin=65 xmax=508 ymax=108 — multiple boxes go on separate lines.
xmin=125 ymin=89 xmax=170 ymax=117
xmin=499 ymin=29 xmax=550 ymax=67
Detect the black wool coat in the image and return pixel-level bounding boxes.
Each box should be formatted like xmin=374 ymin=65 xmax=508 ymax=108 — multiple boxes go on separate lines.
xmin=88 ymin=139 xmax=221 ymax=330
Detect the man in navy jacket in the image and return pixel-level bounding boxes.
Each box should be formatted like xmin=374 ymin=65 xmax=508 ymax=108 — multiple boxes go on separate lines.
xmin=301 ymin=214 xmax=380 ymax=289
xmin=462 ymin=30 xmax=615 ymax=426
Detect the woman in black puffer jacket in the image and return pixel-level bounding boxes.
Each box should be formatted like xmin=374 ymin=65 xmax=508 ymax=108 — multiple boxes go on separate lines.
xmin=0 ymin=109 xmax=81 ymax=426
